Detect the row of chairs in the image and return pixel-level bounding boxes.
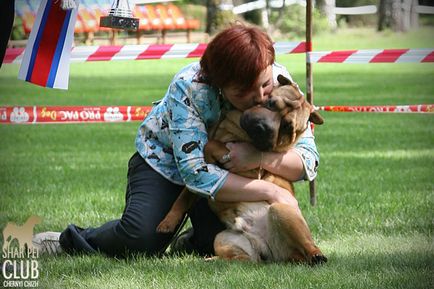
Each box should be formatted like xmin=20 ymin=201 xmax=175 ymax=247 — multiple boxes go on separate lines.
xmin=135 ymin=4 xmax=200 ymax=44
xmin=15 ymin=0 xmax=200 ymax=44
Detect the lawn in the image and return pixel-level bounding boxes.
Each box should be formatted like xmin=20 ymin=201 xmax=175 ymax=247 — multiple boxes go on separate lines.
xmin=0 ymin=27 xmax=433 ymax=288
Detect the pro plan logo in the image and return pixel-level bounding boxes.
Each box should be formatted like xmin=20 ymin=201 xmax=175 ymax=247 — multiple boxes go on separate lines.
xmin=2 ymin=216 xmax=41 ymax=288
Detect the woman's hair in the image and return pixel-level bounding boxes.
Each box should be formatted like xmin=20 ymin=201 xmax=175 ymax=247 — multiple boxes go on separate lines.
xmin=199 ymin=23 xmax=275 ymax=94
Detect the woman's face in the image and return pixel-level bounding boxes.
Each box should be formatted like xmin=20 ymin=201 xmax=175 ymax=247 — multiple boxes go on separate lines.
xmin=222 ymin=65 xmax=273 ymax=111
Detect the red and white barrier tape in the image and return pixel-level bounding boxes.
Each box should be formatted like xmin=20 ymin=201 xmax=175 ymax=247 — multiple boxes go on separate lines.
xmin=4 ymin=41 xmax=306 ymax=64
xmin=0 ymin=106 xmax=152 ymax=124
xmin=316 ymin=104 xmax=434 ymax=113
xmin=308 ymin=49 xmax=434 ymax=63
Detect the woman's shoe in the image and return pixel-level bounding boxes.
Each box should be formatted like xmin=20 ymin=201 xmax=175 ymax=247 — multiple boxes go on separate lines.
xmin=32 ymin=232 xmax=63 ymax=255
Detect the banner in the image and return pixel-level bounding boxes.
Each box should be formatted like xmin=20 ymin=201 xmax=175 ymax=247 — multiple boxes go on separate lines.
xmin=17 ymin=0 xmax=79 ymax=89
xmin=316 ymin=104 xmax=434 ymax=113
xmin=0 ymin=106 xmax=153 ymax=124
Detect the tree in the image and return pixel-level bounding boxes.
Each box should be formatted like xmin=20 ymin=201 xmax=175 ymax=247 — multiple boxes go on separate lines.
xmin=378 ymin=0 xmax=419 ymax=32
xmin=205 ymin=0 xmax=236 ymax=35
xmin=316 ymin=0 xmax=337 ymax=31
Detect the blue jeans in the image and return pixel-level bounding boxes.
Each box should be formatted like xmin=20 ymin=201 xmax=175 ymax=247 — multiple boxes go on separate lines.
xmin=59 ymin=152 xmax=225 ymax=257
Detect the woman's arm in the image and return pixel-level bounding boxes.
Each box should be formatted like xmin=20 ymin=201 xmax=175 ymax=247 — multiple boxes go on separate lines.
xmin=214 ymin=172 xmax=298 ymax=207
xmin=223 ymin=143 xmax=305 ymax=182
xmin=223 ymin=125 xmax=319 ymax=182
xmin=261 ymin=149 xmax=305 ymax=181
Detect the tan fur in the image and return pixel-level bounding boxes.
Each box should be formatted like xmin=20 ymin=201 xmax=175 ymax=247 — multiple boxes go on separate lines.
xmin=157 ymin=75 xmax=326 ymax=265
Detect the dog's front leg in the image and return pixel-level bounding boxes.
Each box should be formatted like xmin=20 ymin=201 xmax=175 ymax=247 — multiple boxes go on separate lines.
xmin=156 ymin=188 xmax=197 ymax=233
xmin=204 ymin=140 xmax=229 ymax=164
xmin=268 ymin=203 xmax=327 ymax=265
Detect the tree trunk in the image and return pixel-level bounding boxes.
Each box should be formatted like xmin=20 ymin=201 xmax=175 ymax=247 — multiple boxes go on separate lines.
xmin=316 ymin=0 xmax=337 ymax=31
xmin=391 ymin=0 xmax=403 ymax=31
xmin=261 ymin=0 xmax=270 ymax=31
xmin=378 ymin=0 xmax=418 ymax=32
xmin=378 ymin=0 xmax=389 ymax=31
xmin=206 ymin=0 xmax=235 ymax=35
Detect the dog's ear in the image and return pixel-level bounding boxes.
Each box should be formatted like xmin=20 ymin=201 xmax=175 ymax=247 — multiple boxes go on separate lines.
xmin=309 ymin=111 xmax=324 ymax=125
xmin=277 ymin=74 xmax=292 ymax=86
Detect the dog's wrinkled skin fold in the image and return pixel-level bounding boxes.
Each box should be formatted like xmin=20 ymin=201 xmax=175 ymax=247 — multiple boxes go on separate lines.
xmin=157 ymin=75 xmax=327 ymax=265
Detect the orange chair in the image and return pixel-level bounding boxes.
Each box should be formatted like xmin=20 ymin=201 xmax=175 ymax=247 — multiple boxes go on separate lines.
xmin=155 ymin=4 xmax=176 ymax=31
xmin=91 ymin=6 xmax=112 ymax=32
xmin=166 ymin=4 xmax=200 ymax=43
xmin=167 ymin=4 xmax=200 ymax=31
xmin=78 ymin=6 xmax=99 ymax=33
xmin=76 ymin=6 xmax=99 ymax=44
xmin=134 ymin=5 xmax=152 ymax=43
xmin=166 ymin=4 xmax=187 ymax=30
xmin=134 ymin=5 xmax=151 ymax=31
xmin=143 ymin=5 xmax=164 ymax=31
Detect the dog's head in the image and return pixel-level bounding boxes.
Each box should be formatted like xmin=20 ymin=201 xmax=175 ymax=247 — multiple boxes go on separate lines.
xmin=240 ymin=75 xmax=324 ymax=152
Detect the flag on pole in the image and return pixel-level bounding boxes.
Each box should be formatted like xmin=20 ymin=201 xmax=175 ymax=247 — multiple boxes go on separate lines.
xmin=18 ymin=0 xmax=79 ymax=89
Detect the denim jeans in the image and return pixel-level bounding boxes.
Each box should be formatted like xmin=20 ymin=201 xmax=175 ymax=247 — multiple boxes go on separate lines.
xmin=59 ymin=152 xmax=225 ymax=257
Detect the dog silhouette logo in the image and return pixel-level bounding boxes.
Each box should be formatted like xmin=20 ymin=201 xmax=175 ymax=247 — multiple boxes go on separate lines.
xmin=2 ymin=216 xmax=41 ymax=254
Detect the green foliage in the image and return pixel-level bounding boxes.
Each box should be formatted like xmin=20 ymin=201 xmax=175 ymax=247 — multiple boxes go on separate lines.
xmin=243 ymin=9 xmax=263 ymax=26
xmin=269 ymin=5 xmax=330 ymax=38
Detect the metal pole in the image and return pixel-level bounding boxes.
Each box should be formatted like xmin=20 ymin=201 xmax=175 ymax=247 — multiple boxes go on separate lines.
xmin=306 ymin=0 xmax=316 ymax=206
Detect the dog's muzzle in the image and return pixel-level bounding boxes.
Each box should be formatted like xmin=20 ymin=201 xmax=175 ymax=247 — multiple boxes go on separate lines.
xmin=240 ymin=107 xmax=280 ymax=152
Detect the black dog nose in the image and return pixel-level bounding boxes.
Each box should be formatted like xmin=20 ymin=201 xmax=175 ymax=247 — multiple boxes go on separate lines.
xmin=240 ymin=113 xmax=275 ymax=151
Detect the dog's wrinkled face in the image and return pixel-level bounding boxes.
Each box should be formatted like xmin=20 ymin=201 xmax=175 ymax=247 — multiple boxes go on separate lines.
xmin=240 ymin=75 xmax=324 ymax=152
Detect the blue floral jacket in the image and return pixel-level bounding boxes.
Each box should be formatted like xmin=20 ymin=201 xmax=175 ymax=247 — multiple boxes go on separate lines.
xmin=136 ymin=62 xmax=319 ymax=199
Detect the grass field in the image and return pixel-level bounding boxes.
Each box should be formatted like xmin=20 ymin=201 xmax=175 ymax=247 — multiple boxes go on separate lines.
xmin=1 ymin=27 xmax=433 ymax=288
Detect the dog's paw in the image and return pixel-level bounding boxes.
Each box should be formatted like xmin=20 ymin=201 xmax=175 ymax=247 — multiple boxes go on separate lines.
xmin=156 ymin=220 xmax=177 ymax=233
xmin=310 ymin=253 xmax=328 ymax=266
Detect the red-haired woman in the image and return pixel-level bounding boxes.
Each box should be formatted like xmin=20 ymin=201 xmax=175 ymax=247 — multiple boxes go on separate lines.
xmin=33 ymin=24 xmax=320 ymax=257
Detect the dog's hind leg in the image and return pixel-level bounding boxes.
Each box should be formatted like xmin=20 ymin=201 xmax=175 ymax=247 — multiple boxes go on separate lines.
xmin=214 ymin=230 xmax=259 ymax=262
xmin=268 ymin=203 xmax=327 ymax=265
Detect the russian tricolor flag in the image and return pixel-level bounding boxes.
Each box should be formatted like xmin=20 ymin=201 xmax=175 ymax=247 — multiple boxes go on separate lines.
xmin=18 ymin=0 xmax=79 ymax=89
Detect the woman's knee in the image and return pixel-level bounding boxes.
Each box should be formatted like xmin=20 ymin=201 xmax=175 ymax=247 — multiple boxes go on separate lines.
xmin=118 ymin=220 xmax=171 ymax=255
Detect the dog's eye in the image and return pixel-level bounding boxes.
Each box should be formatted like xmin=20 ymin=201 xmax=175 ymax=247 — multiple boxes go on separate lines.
xmin=265 ymin=99 xmax=278 ymax=111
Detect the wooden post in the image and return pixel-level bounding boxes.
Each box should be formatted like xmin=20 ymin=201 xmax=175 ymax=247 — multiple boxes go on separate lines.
xmin=306 ymin=0 xmax=316 ymax=206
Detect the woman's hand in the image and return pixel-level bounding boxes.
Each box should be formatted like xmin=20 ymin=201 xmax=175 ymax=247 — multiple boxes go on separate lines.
xmin=222 ymin=142 xmax=261 ymax=172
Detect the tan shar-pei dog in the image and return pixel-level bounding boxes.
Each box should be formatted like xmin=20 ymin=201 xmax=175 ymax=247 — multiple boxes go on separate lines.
xmin=157 ymin=75 xmax=327 ymax=265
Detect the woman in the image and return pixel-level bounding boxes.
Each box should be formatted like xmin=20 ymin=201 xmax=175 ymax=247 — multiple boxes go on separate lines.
xmin=33 ymin=24 xmax=320 ymax=258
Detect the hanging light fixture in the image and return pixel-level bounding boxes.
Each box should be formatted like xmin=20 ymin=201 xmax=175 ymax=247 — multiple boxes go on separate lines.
xmin=100 ymin=0 xmax=139 ymax=31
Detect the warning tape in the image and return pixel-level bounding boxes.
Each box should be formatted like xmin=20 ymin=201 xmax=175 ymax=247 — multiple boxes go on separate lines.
xmin=308 ymin=49 xmax=434 ymax=63
xmin=2 ymin=104 xmax=432 ymax=125
xmin=4 ymin=41 xmax=306 ymax=64
xmin=316 ymin=104 xmax=434 ymax=113
xmin=6 ymin=45 xmax=432 ymax=64
xmin=0 ymin=106 xmax=152 ymax=124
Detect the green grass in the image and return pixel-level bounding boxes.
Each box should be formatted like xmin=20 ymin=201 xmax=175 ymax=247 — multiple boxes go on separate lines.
xmin=1 ymin=27 xmax=434 ymax=288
